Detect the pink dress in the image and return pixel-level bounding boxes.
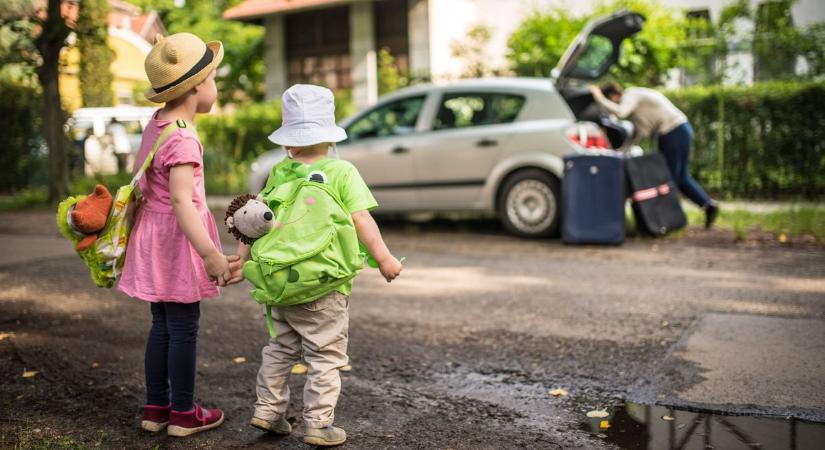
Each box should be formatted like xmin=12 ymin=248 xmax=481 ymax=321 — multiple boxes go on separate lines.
xmin=118 ymin=112 xmax=222 ymax=302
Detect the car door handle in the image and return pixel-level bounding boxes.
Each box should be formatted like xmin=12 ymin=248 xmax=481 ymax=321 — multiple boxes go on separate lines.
xmin=391 ymin=146 xmax=409 ymax=154
xmin=476 ymin=138 xmax=498 ymax=148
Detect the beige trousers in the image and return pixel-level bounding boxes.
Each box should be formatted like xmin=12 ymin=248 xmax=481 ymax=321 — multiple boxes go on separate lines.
xmin=254 ymin=291 xmax=349 ymax=429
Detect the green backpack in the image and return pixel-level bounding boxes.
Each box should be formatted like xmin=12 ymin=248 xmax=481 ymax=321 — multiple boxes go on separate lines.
xmin=241 ymin=158 xmax=365 ymax=337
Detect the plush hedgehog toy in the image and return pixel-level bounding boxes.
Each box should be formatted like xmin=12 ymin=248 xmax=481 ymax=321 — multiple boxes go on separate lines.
xmin=225 ymin=194 xmax=275 ymax=244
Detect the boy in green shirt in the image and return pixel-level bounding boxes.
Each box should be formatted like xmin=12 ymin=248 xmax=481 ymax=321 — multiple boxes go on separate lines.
xmin=229 ymin=84 xmax=402 ymax=447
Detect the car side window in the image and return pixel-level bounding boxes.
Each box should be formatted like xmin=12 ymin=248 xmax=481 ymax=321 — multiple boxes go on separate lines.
xmin=346 ymin=96 xmax=426 ymax=142
xmin=433 ymin=93 xmax=526 ymax=130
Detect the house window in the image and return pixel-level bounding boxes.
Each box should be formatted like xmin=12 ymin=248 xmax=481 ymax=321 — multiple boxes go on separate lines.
xmin=286 ymin=6 xmax=351 ymax=90
xmin=375 ymin=0 xmax=409 ymax=73
xmin=686 ymin=9 xmax=710 ymax=21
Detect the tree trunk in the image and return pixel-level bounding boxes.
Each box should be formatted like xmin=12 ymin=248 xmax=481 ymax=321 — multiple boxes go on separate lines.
xmin=36 ymin=0 xmax=70 ymax=202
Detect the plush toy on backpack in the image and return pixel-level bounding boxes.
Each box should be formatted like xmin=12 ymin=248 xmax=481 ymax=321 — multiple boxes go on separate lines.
xmin=60 ymin=184 xmax=114 ymax=251
xmin=224 ymin=194 xmax=275 ymax=244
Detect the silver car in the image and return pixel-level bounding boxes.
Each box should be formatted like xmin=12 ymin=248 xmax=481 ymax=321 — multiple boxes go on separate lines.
xmin=248 ymin=10 xmax=644 ymax=238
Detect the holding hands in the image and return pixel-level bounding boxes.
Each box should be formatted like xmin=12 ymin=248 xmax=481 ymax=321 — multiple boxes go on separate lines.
xmin=204 ymin=251 xmax=232 ymax=286
xmin=205 ymin=253 xmax=245 ymax=287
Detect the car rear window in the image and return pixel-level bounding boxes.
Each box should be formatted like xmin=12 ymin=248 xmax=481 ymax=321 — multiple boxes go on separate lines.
xmin=433 ymin=93 xmax=525 ymax=130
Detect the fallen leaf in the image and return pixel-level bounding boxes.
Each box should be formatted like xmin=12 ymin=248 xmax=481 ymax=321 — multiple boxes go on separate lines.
xmin=599 ymin=420 xmax=611 ymax=429
xmin=22 ymin=370 xmax=38 ymax=378
xmin=291 ymin=363 xmax=307 ymax=375
xmin=548 ymin=388 xmax=568 ymax=397
xmin=91 ymin=362 xmax=99 ymax=369
xmin=662 ymin=415 xmax=675 ymax=421
xmin=233 ymin=357 xmax=246 ymax=364
xmin=0 ymin=332 xmax=12 ymax=341
xmin=587 ymin=409 xmax=610 ymax=418
xmin=778 ymin=233 xmax=787 ymax=243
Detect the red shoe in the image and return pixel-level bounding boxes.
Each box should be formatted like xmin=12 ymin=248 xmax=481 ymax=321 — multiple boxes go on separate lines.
xmin=141 ymin=404 xmax=171 ymax=432
xmin=167 ymin=404 xmax=224 ymax=437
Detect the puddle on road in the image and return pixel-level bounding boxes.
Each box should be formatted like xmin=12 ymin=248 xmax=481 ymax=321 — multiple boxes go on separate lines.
xmin=580 ymin=402 xmax=825 ymax=449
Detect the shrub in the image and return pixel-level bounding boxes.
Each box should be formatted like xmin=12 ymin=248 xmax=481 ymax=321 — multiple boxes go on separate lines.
xmin=668 ymin=81 xmax=825 ymax=199
xmin=0 ymin=80 xmax=46 ymax=193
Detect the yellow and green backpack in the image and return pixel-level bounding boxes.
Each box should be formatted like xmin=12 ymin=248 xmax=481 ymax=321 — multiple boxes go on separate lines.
xmin=56 ymin=120 xmax=191 ymax=288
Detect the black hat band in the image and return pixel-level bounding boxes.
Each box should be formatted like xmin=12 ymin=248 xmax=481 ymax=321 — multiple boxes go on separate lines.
xmin=154 ymin=47 xmax=214 ymax=94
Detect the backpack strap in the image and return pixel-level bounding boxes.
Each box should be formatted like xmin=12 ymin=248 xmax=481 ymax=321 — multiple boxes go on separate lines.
xmin=265 ymin=305 xmax=277 ymax=338
xmin=130 ymin=119 xmax=195 ymax=190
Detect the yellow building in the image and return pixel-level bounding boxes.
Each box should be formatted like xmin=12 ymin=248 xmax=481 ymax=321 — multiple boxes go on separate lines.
xmin=59 ymin=0 xmax=165 ymax=111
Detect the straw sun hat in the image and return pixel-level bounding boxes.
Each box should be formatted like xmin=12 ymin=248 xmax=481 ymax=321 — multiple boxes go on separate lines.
xmin=268 ymin=84 xmax=347 ymax=147
xmin=144 ymin=33 xmax=224 ymax=103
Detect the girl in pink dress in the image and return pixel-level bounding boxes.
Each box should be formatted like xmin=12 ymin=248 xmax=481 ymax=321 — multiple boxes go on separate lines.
xmin=118 ymin=32 xmax=235 ymax=437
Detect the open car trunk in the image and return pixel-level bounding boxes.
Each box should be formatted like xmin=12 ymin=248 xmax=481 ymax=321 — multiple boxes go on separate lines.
xmin=552 ymin=10 xmax=645 ymax=148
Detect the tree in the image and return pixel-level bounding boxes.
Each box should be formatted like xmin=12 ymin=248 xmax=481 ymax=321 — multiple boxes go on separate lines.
xmin=753 ymin=0 xmax=799 ymax=81
xmin=506 ymin=8 xmax=586 ymax=78
xmin=507 ymin=0 xmax=690 ymax=86
xmin=76 ymin=0 xmax=114 ymax=106
xmin=451 ymin=24 xmax=498 ymax=78
xmin=132 ymin=0 xmax=265 ymax=105
xmin=377 ymin=47 xmax=407 ymax=95
xmin=35 ymin=0 xmax=71 ymax=201
xmin=0 ymin=0 xmax=40 ymax=84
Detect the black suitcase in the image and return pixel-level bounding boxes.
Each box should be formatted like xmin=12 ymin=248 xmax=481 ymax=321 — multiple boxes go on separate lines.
xmin=562 ymin=154 xmax=625 ymax=245
xmin=625 ymin=153 xmax=687 ymax=236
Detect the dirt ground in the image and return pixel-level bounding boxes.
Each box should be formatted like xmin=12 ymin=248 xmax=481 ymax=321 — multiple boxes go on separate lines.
xmin=1 ymin=210 xmax=823 ymax=449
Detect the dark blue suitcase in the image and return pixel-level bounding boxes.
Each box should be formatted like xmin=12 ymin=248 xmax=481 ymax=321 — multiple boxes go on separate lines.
xmin=562 ymin=154 xmax=625 ymax=245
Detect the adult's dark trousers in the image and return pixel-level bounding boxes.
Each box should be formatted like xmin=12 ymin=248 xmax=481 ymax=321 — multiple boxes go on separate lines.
xmin=145 ymin=301 xmax=200 ymax=411
xmin=658 ymin=122 xmax=712 ymax=207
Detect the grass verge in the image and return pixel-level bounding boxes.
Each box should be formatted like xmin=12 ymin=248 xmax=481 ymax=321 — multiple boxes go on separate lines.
xmin=683 ymin=205 xmax=825 ymax=243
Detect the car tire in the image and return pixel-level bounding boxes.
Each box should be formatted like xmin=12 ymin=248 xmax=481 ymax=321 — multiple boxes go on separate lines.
xmin=497 ymin=169 xmax=561 ymax=238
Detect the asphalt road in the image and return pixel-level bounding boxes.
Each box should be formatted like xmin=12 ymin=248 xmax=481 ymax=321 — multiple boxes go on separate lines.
xmin=1 ymin=210 xmax=824 ymax=449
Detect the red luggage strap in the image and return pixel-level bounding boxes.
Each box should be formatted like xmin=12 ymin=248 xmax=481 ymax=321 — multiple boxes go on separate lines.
xmin=632 ymin=183 xmax=671 ymax=202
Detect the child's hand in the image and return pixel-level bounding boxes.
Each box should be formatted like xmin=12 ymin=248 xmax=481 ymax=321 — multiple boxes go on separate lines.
xmin=226 ymin=254 xmax=245 ymax=285
xmin=377 ymin=255 xmax=403 ymax=283
xmin=204 ymin=251 xmax=231 ymax=286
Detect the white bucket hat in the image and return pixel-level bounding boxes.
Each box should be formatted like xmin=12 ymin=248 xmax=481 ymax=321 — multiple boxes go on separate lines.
xmin=268 ymin=84 xmax=347 ymax=147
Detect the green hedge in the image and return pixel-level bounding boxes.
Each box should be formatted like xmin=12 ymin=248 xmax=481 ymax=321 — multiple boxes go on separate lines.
xmin=0 ymin=80 xmax=47 ymax=193
xmin=196 ymin=101 xmax=282 ymax=194
xmin=668 ymin=81 xmax=825 ymax=199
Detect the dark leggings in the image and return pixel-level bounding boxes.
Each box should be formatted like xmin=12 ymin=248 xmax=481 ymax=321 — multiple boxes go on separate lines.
xmin=658 ymin=122 xmax=712 ymax=207
xmin=145 ymin=301 xmax=200 ymax=411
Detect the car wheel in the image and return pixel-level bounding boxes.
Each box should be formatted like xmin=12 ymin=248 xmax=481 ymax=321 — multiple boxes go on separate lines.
xmin=497 ymin=169 xmax=561 ymax=238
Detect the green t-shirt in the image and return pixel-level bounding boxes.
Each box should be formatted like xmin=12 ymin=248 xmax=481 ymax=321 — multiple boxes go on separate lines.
xmin=262 ymin=156 xmax=378 ymax=296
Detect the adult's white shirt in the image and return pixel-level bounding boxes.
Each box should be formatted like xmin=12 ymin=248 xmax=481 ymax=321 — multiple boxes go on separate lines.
xmin=107 ymin=122 xmax=132 ymax=155
xmin=595 ymin=87 xmax=687 ymax=144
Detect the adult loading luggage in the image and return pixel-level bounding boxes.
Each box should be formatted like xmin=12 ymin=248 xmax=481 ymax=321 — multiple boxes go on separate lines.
xmin=562 ymin=153 xmax=625 ymax=245
xmin=625 ymin=152 xmax=687 ymax=236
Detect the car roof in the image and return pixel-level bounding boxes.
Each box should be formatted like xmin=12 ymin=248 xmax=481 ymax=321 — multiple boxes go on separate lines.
xmin=379 ymin=77 xmax=556 ymax=101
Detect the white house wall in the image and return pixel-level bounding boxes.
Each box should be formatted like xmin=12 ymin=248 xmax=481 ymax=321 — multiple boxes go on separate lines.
xmin=427 ymin=0 xmax=477 ymax=80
